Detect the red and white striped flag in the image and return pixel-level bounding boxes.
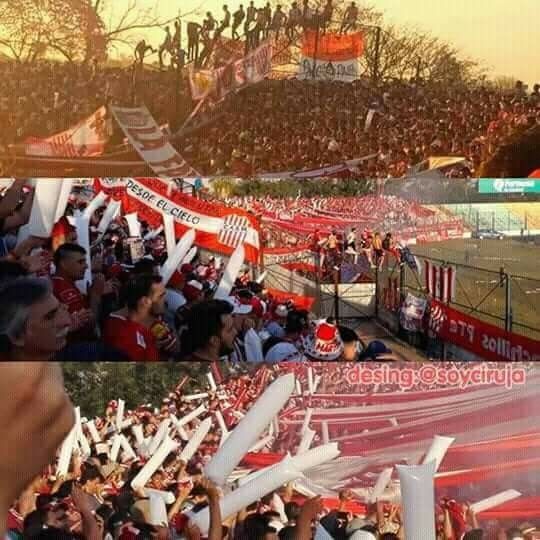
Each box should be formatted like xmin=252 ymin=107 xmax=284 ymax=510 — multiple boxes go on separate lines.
xmin=25 ymin=106 xmax=109 ymax=157
xmin=218 ymin=214 xmax=250 ymax=248
xmin=424 ymin=260 xmax=456 ymax=303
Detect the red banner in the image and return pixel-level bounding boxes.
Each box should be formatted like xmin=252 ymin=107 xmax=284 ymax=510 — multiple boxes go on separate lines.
xmin=429 ymin=300 xmax=540 ymax=361
xmin=266 ymin=287 xmax=315 ymax=311
xmin=302 ymin=30 xmax=364 ymax=61
xmin=95 ymin=178 xmax=260 ymax=263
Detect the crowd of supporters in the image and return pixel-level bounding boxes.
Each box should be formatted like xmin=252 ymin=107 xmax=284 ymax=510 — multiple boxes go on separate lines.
xmin=0 ymin=61 xmax=195 ymax=147
xmin=1 ymin=32 xmax=539 ymax=179
xmin=177 ymin=79 xmax=540 ymax=177
xmin=0 ymin=181 xmax=404 ymax=363
xmin=3 ymin=363 xmax=537 ymax=540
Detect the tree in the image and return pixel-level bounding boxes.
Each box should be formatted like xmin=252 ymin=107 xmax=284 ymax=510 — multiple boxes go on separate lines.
xmin=88 ymin=0 xmax=173 ymax=60
xmin=62 ymin=363 xmax=209 ymax=418
xmin=492 ymin=75 xmax=518 ymax=91
xmin=0 ymin=0 xmax=188 ymax=65
xmin=212 ymin=177 xmax=238 ymax=198
xmin=0 ymin=0 xmax=91 ymax=63
xmin=265 ymin=1 xmax=482 ymax=85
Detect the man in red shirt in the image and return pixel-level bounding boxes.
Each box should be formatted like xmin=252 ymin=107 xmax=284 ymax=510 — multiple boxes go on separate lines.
xmin=103 ymin=274 xmax=166 ymax=361
xmin=52 ymin=243 xmax=105 ymax=344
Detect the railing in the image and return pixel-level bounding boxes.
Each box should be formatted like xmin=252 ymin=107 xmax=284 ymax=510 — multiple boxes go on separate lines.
xmin=399 ymin=253 xmax=540 ymax=341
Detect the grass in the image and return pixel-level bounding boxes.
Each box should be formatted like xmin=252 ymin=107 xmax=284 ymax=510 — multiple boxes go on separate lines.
xmin=406 ymin=238 xmax=540 ymax=340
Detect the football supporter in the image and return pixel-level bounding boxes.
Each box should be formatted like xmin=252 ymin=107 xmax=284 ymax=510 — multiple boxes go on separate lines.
xmin=103 ymin=275 xmax=170 ymax=362
xmin=0 ymin=278 xmax=71 ymax=361
xmin=4 ymin=363 xmax=538 ymax=540
xmin=52 ymin=243 xmax=104 ymax=344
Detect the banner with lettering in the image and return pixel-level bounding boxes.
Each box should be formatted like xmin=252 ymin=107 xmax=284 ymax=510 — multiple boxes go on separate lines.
xmin=429 ymin=300 xmax=540 ymax=361
xmin=24 ymin=106 xmax=110 ymax=157
xmin=110 ymin=105 xmax=198 ymax=178
xmin=189 ymin=41 xmax=273 ymax=101
xmin=298 ymin=30 xmax=364 ymax=82
xmin=95 ymin=178 xmax=260 ymax=263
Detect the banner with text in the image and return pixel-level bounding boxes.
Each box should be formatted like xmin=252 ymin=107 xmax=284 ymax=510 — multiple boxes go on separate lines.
xmin=429 ymin=300 xmax=540 ymax=362
xmin=478 ymin=178 xmax=540 ymax=194
xmin=24 ymin=106 xmax=109 ymax=157
xmin=95 ymin=178 xmax=260 ymax=263
xmin=111 ymin=106 xmax=197 ymax=179
xmin=189 ymin=41 xmax=273 ymax=101
xmin=298 ymin=30 xmax=364 ymax=82
xmin=264 ymin=245 xmax=316 ymax=272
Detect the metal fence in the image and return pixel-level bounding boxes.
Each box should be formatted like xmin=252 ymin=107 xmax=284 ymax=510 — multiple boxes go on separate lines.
xmin=263 ymin=253 xmax=376 ymax=322
xmin=401 ymin=253 xmax=540 ymax=341
xmin=262 ymin=249 xmax=540 ymax=351
xmin=442 ymin=204 xmax=540 ymax=233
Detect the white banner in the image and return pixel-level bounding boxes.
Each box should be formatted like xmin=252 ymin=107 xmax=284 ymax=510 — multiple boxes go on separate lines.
xmin=297 ymin=57 xmax=360 ymax=82
xmin=111 ymin=106 xmax=198 ymax=179
xmin=25 ymin=106 xmax=109 ymax=157
xmin=190 ymin=41 xmax=273 ymax=101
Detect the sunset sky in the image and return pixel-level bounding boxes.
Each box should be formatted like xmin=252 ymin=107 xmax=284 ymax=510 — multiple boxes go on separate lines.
xmin=107 ymin=0 xmax=539 ymax=83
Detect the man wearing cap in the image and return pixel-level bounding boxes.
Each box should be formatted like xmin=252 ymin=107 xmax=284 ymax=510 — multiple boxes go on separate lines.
xmin=302 ymin=320 xmax=345 ymax=361
xmin=358 ymin=340 xmax=395 ymax=361
xmin=225 ymin=294 xmax=256 ymax=362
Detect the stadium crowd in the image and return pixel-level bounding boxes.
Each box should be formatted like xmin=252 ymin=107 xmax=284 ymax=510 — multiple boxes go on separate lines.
xmin=0 ymin=181 xmax=404 ymax=363
xmin=0 ymin=61 xmax=195 ymax=147
xmin=1 ymin=29 xmax=539 ymax=179
xmin=177 ymin=79 xmax=540 ymax=177
xmin=3 ymin=363 xmax=537 ymax=540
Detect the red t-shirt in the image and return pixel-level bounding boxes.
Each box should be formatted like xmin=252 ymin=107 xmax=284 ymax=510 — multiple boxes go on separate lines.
xmin=52 ymin=276 xmax=87 ymax=312
xmin=103 ymin=314 xmax=159 ymax=361
xmin=52 ymin=275 xmax=95 ymax=342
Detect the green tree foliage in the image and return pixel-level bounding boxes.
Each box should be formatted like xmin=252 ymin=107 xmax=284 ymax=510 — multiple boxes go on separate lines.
xmin=62 ymin=363 xmax=209 ymax=418
xmin=233 ymin=177 xmax=375 ymax=198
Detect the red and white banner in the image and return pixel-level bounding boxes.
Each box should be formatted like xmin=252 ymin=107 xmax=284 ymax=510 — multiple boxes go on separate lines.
xmin=190 ymin=41 xmax=273 ymax=101
xmin=24 ymin=106 xmax=109 ymax=157
xmin=95 ymin=178 xmax=260 ymax=263
xmin=212 ymin=35 xmax=246 ymax=66
xmin=263 ymin=245 xmax=316 ymax=273
xmin=424 ymin=261 xmax=456 ymax=303
xmin=110 ymin=105 xmax=197 ymax=178
xmin=265 ymin=288 xmax=315 ymax=311
xmin=429 ymin=300 xmax=540 ymax=361
xmin=298 ymin=30 xmax=364 ymax=82
xmin=258 ymin=154 xmax=377 ymax=180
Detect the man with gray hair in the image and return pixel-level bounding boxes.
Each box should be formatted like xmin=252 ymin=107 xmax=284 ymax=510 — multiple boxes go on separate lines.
xmin=0 ymin=277 xmax=71 ymax=361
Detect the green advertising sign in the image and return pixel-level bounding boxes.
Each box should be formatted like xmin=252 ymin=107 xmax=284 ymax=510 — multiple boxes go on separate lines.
xmin=479 ymin=178 xmax=540 ymax=194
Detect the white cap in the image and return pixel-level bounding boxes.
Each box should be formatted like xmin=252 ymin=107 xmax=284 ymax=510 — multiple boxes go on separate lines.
xmin=166 ymin=289 xmax=187 ymax=312
xmin=349 ymin=532 xmax=377 ymax=540
xmin=225 ymin=296 xmax=253 ymax=315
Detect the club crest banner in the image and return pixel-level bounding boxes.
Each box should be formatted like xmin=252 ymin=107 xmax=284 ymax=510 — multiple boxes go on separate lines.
xmin=95 ymin=178 xmax=260 ymax=263
xmin=24 ymin=106 xmax=110 ymax=157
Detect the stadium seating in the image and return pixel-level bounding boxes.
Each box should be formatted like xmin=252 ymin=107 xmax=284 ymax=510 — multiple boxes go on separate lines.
xmin=442 ymin=203 xmax=540 ymax=233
